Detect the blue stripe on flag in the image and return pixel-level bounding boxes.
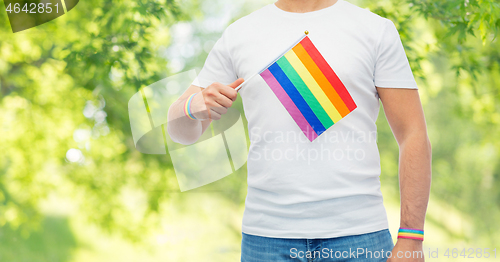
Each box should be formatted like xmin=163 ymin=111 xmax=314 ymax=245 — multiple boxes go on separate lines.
xmin=268 ymin=62 xmax=326 ymax=135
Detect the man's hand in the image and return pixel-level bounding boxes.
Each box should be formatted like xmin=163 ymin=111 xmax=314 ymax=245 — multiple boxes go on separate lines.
xmin=387 ymin=239 xmax=425 ymax=262
xmin=191 ymin=78 xmax=244 ymax=120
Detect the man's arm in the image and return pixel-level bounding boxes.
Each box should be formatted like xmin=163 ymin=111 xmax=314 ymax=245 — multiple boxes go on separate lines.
xmin=167 ymin=85 xmax=212 ymax=145
xmin=377 ymin=87 xmax=432 ymax=261
xmin=167 ymin=79 xmax=243 ymax=145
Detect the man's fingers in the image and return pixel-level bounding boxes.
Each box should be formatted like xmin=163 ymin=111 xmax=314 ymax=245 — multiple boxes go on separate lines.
xmin=219 ymin=79 xmax=242 ymax=101
xmin=219 ymin=85 xmax=238 ymax=102
xmin=211 ymin=104 xmax=228 ymax=115
xmin=202 ymin=80 xmax=242 ymax=121
xmin=228 ymin=78 xmax=244 ymax=89
xmin=207 ymin=97 xmax=228 ymax=114
xmin=209 ymin=108 xmax=222 ymax=120
xmin=213 ymin=92 xmax=234 ymax=107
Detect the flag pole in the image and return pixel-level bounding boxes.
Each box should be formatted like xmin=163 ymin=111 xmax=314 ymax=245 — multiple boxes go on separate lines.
xmin=234 ymin=30 xmax=309 ymax=92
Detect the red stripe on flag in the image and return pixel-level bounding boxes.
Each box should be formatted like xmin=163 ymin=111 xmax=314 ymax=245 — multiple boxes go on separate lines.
xmin=300 ymin=37 xmax=357 ymax=112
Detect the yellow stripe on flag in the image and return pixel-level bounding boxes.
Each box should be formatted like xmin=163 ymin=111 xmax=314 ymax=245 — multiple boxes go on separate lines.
xmin=293 ymin=43 xmax=351 ymax=117
xmin=284 ymin=50 xmax=342 ymax=123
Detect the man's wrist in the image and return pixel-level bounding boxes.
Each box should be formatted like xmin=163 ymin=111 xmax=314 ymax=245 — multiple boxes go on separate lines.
xmin=189 ymin=92 xmax=209 ymax=120
xmin=397 ymin=227 xmax=424 ymax=241
xmin=396 ymin=237 xmax=423 ymax=246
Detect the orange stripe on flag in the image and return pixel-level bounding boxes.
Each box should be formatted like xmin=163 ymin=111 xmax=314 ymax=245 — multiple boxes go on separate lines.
xmin=299 ymin=37 xmax=357 ymax=112
xmin=292 ymin=43 xmax=351 ymax=117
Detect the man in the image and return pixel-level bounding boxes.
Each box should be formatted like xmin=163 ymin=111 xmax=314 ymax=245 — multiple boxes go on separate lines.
xmin=167 ymin=0 xmax=432 ymax=261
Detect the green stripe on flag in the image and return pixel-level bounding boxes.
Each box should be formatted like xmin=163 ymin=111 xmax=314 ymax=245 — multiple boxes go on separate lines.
xmin=277 ymin=55 xmax=334 ymax=128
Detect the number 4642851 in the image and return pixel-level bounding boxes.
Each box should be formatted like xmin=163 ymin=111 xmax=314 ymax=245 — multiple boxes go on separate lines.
xmin=6 ymin=2 xmax=60 ymax=14
xmin=444 ymin=248 xmax=497 ymax=258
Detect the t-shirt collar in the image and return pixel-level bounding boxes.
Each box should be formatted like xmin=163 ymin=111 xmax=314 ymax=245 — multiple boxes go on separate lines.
xmin=269 ymin=0 xmax=344 ymax=18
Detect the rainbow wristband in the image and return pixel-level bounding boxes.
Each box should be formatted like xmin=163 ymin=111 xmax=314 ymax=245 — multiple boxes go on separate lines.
xmin=398 ymin=227 xmax=424 ymax=241
xmin=184 ymin=93 xmax=197 ymax=120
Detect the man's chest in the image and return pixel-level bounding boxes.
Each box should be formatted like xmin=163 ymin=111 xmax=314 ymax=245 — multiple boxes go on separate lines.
xmin=233 ymin=25 xmax=379 ymax=114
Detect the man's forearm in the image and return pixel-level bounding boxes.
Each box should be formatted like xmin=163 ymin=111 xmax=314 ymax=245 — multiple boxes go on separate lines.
xmin=167 ymin=97 xmax=204 ymax=145
xmin=398 ymin=132 xmax=432 ymax=229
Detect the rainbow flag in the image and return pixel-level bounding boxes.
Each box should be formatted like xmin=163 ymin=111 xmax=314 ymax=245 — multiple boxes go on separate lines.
xmin=259 ymin=34 xmax=357 ymax=142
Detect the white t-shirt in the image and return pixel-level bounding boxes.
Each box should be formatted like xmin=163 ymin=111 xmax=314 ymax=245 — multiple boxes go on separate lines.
xmin=192 ymin=0 xmax=417 ymax=238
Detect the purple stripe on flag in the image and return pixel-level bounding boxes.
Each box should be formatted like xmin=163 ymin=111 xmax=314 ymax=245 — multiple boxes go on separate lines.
xmin=260 ymin=69 xmax=318 ymax=142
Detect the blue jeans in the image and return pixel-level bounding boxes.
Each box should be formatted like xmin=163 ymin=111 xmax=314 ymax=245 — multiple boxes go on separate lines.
xmin=241 ymin=229 xmax=394 ymax=262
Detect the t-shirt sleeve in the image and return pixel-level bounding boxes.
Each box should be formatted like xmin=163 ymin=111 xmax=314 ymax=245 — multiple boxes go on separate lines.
xmin=373 ymin=19 xmax=418 ymax=89
xmin=191 ymin=29 xmax=238 ymax=88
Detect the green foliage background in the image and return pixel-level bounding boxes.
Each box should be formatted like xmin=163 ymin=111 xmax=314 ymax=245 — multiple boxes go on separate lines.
xmin=0 ymin=0 xmax=499 ymax=260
